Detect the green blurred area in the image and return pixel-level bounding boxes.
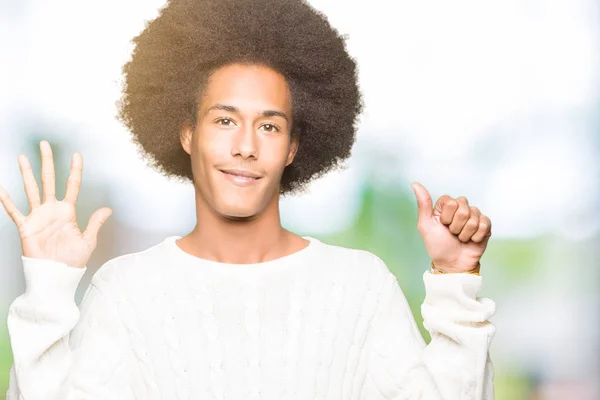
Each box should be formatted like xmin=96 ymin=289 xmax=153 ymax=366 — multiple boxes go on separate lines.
xmin=0 ymin=332 xmax=10 ymax=400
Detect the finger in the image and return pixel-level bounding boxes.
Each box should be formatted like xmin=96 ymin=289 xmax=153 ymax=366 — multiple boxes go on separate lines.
xmin=18 ymin=155 xmax=41 ymax=211
xmin=448 ymin=196 xmax=470 ymax=234
xmin=433 ymin=195 xmax=458 ymax=225
xmin=458 ymin=206 xmax=481 ymax=242
xmin=82 ymin=207 xmax=112 ymax=245
xmin=64 ymin=152 xmax=83 ymax=204
xmin=0 ymin=184 xmax=26 ymax=227
xmin=40 ymin=140 xmax=56 ymax=202
xmin=411 ymin=181 xmax=433 ymax=222
xmin=471 ymin=214 xmax=492 ymax=243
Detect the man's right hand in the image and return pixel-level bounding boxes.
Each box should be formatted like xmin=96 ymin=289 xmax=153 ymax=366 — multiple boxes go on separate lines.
xmin=0 ymin=140 xmax=112 ymax=268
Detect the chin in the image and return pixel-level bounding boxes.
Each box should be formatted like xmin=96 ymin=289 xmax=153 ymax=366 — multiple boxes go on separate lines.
xmin=206 ymin=180 xmax=277 ymax=220
xmin=221 ymin=209 xmax=260 ymax=221
xmin=216 ymin=202 xmax=262 ymax=220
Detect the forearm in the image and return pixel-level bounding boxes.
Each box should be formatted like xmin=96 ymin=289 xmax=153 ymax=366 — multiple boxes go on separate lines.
xmin=362 ymin=261 xmax=496 ymax=400
xmin=7 ymin=296 xmax=80 ymax=399
xmin=7 ymin=257 xmax=85 ymax=399
xmin=421 ymin=271 xmax=496 ymax=399
xmin=6 ymin=257 xmax=134 ymax=400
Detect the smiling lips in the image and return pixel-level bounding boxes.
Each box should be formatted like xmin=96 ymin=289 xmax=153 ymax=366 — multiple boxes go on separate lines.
xmin=219 ymin=168 xmax=262 ymax=186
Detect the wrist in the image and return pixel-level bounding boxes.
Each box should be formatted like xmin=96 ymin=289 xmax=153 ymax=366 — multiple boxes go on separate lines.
xmin=430 ymin=260 xmax=481 ymax=276
xmin=21 ymin=256 xmax=87 ymax=303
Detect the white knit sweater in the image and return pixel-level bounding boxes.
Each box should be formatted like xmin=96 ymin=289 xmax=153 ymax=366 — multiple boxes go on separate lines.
xmin=6 ymin=235 xmax=496 ymax=400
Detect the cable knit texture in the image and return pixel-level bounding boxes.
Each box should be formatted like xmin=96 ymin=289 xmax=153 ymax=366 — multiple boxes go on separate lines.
xmin=6 ymin=235 xmax=496 ymax=400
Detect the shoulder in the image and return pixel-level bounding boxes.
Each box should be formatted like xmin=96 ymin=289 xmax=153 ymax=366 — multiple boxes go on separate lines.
xmin=316 ymin=238 xmax=392 ymax=271
xmin=90 ymin=236 xmax=173 ymax=291
xmin=313 ymin=238 xmax=396 ymax=288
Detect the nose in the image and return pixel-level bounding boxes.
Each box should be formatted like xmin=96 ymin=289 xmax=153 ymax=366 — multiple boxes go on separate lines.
xmin=231 ymin=122 xmax=258 ymax=159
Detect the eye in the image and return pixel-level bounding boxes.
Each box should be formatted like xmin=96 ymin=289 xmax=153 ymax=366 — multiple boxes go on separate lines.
xmin=215 ymin=118 xmax=234 ymax=126
xmin=261 ymin=123 xmax=280 ymax=132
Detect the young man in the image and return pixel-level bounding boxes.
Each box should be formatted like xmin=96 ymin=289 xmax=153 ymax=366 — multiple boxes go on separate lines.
xmin=1 ymin=0 xmax=496 ymax=399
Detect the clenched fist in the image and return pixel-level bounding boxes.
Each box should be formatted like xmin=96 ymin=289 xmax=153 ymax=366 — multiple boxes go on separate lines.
xmin=411 ymin=181 xmax=492 ymax=274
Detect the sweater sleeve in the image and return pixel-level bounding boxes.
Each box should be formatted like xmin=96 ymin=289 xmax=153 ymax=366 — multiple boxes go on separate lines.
xmin=361 ymin=262 xmax=496 ymax=400
xmin=6 ymin=256 xmax=136 ymax=400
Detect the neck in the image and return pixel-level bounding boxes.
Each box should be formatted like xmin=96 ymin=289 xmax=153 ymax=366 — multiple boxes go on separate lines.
xmin=180 ymin=187 xmax=293 ymax=264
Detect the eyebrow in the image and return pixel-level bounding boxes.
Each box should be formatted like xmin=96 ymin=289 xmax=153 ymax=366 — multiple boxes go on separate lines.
xmin=204 ymin=103 xmax=289 ymax=122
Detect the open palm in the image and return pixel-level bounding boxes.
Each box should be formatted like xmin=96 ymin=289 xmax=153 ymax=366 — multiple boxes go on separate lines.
xmin=0 ymin=141 xmax=112 ymax=269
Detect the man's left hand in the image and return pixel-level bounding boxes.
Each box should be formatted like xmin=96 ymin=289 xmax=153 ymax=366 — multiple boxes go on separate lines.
xmin=411 ymin=181 xmax=492 ymax=274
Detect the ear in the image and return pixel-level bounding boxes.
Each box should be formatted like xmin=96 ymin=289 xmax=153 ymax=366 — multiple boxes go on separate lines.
xmin=180 ymin=122 xmax=193 ymax=155
xmin=285 ymin=134 xmax=299 ymax=167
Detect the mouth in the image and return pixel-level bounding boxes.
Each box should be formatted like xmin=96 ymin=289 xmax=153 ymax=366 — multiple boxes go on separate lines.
xmin=219 ymin=170 xmax=262 ymax=186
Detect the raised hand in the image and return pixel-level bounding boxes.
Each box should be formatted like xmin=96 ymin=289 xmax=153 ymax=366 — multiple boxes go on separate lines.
xmin=411 ymin=181 xmax=492 ymax=273
xmin=0 ymin=141 xmax=112 ymax=268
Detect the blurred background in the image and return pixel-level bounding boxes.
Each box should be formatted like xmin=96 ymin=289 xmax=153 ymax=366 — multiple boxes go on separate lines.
xmin=1 ymin=0 xmax=599 ymax=399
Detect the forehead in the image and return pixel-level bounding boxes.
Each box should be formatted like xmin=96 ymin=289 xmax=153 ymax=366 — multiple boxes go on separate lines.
xmin=201 ymin=63 xmax=291 ymax=115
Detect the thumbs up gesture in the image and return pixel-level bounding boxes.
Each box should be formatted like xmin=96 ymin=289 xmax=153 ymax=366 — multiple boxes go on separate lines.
xmin=411 ymin=182 xmax=492 ymax=274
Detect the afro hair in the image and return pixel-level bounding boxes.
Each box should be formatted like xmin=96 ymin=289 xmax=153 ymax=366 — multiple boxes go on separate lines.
xmin=116 ymin=0 xmax=363 ymax=196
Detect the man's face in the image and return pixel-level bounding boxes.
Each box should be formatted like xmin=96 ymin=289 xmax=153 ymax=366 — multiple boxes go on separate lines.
xmin=180 ymin=63 xmax=298 ymax=219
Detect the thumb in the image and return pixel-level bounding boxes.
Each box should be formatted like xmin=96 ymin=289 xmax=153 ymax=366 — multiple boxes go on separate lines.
xmin=411 ymin=182 xmax=433 ymax=222
xmin=82 ymin=207 xmax=112 ymax=244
